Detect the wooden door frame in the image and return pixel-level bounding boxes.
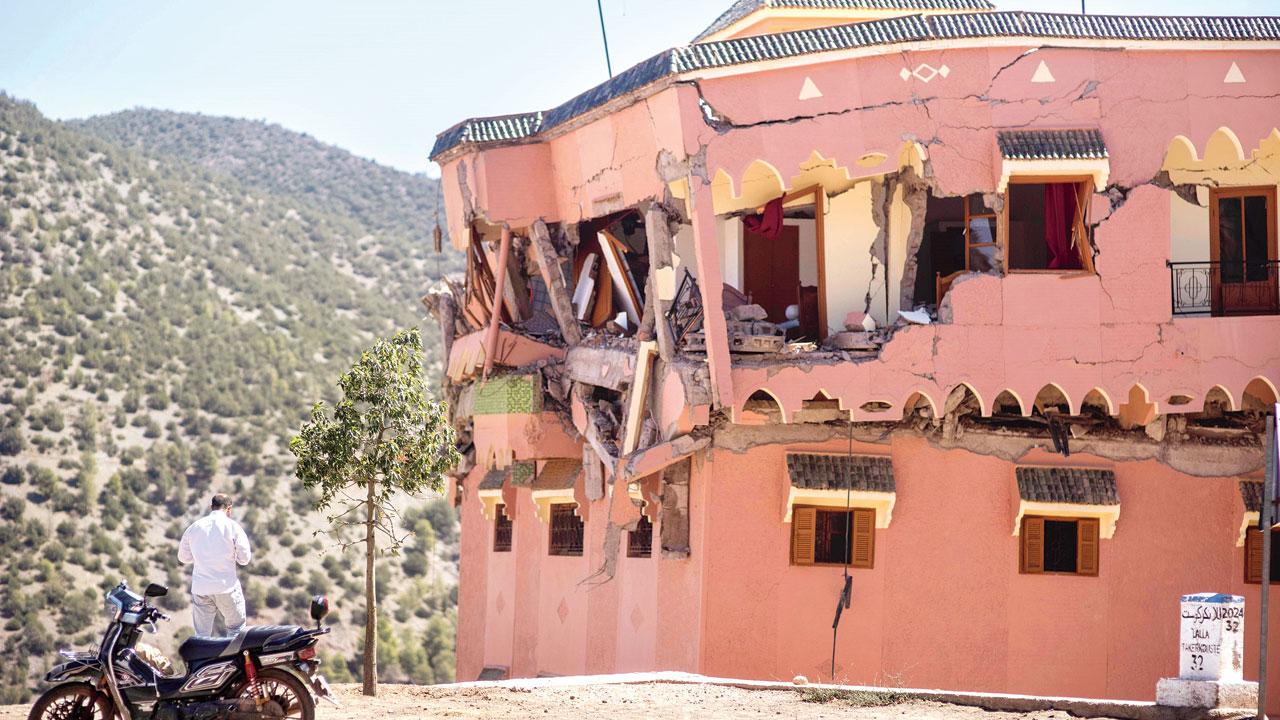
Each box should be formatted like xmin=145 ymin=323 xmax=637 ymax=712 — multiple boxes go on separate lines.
xmin=756 ymin=184 xmax=827 ymax=339
xmin=1209 ymin=185 xmax=1279 ymax=315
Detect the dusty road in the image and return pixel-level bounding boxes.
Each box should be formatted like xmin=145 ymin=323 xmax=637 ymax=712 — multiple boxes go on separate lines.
xmin=3 ymin=682 xmax=1121 ymax=720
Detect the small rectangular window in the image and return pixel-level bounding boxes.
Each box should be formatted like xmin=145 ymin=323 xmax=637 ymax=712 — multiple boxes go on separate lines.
xmin=548 ymin=503 xmax=584 ymax=557
xmin=1020 ymin=516 xmax=1098 ymax=575
xmin=493 ymin=504 xmax=512 ymax=553
xmin=1006 ymin=181 xmax=1092 ymax=272
xmin=627 ymin=515 xmax=653 ymax=558
xmin=1244 ymin=525 xmax=1280 ymax=583
xmin=791 ymin=507 xmax=874 ymax=568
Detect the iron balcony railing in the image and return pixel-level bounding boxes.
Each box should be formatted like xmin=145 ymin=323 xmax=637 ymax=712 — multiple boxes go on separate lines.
xmin=1168 ymin=260 xmax=1280 ymax=317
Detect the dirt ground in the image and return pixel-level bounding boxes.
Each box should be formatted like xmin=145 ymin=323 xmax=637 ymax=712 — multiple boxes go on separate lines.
xmin=0 ymin=682 xmax=1125 ymax=720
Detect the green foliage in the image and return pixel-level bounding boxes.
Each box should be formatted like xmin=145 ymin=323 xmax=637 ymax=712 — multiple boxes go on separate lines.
xmin=0 ymin=94 xmax=462 ymax=693
xmin=292 ymin=328 xmax=459 ymax=692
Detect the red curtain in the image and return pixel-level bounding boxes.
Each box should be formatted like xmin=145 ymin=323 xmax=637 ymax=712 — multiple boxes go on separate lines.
xmin=743 ymin=197 xmax=784 ymax=240
xmin=1044 ymin=183 xmax=1081 ymax=270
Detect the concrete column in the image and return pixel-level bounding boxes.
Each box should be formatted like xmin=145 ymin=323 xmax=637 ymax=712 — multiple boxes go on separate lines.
xmin=687 ymin=181 xmax=734 ymax=411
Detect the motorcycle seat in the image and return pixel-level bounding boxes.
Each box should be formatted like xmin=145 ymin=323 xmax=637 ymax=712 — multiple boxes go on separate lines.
xmin=178 ymin=625 xmax=302 ymax=663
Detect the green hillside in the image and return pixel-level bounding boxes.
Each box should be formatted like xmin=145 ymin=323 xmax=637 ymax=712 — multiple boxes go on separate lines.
xmin=0 ymin=94 xmax=459 ymax=702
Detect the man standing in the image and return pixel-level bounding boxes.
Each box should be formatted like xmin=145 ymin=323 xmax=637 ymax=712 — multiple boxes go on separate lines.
xmin=178 ymin=494 xmax=252 ymax=637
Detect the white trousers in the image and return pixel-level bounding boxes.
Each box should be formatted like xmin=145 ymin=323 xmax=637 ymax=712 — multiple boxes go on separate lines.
xmin=191 ymin=584 xmax=246 ymax=638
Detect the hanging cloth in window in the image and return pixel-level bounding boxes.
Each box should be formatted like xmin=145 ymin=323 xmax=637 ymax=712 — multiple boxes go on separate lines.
xmin=744 ymin=197 xmax=784 ymax=240
xmin=1044 ymin=183 xmax=1082 ymax=270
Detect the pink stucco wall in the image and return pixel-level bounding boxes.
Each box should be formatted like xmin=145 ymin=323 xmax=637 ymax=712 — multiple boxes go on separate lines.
xmin=459 ymin=436 xmax=1280 ymax=708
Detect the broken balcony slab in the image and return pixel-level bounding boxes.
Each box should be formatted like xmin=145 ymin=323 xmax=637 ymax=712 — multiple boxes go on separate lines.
xmin=565 ymin=337 xmax=640 ymax=391
xmin=447 ymin=327 xmax=565 ymax=383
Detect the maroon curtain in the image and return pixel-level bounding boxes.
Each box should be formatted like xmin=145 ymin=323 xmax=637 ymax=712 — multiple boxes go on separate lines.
xmin=743 ymin=197 xmax=784 ymax=240
xmin=1044 ymin=183 xmax=1081 ymax=270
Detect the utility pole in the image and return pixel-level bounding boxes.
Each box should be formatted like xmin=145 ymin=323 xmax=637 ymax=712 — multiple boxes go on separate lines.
xmin=596 ymin=0 xmax=614 ymax=78
xmin=1260 ymin=407 xmax=1277 ymax=720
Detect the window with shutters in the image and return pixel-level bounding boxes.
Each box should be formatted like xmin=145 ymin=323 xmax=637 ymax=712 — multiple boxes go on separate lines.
xmin=493 ymin=504 xmax=512 ymax=552
xmin=627 ymin=515 xmax=653 ymax=558
xmin=790 ymin=506 xmax=875 ymax=568
xmin=548 ymin=503 xmax=584 ymax=556
xmin=1244 ymin=525 xmax=1280 ymax=583
xmin=1019 ymin=516 xmax=1099 ymax=576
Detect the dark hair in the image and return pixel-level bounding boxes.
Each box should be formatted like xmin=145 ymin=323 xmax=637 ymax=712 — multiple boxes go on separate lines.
xmin=210 ymin=494 xmax=233 ymax=511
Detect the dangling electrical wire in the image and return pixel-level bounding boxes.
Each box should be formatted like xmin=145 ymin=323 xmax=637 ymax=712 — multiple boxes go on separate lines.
xmin=596 ymin=0 xmax=614 ymax=78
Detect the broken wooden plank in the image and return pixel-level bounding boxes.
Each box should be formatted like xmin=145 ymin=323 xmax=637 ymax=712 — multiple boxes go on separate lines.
xmin=598 ymin=230 xmax=642 ymax=328
xmin=482 ymin=225 xmax=512 ymax=378
xmin=621 ymin=341 xmax=658 ymax=455
xmin=529 ymin=219 xmax=583 ymax=345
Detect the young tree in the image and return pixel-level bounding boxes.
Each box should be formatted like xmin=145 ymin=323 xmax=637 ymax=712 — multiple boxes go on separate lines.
xmin=291 ymin=328 xmax=458 ymax=696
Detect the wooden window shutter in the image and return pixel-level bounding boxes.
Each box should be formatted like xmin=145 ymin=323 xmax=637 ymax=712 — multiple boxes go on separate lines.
xmin=792 ymin=507 xmax=816 ymax=566
xmin=1021 ymin=517 xmax=1045 ymax=574
xmin=1073 ymin=181 xmax=1096 ymax=274
xmin=851 ymin=508 xmax=876 ymax=569
xmin=1076 ymin=518 xmax=1100 ymax=576
xmin=1247 ymin=526 xmax=1264 ymax=584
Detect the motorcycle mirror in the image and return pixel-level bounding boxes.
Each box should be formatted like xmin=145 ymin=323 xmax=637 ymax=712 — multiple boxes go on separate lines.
xmin=144 ymin=583 xmax=168 ymax=598
xmin=310 ymin=596 xmax=330 ymax=627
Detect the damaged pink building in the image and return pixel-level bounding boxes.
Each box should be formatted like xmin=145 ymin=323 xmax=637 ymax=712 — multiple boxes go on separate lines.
xmin=424 ymin=0 xmax=1280 ymax=706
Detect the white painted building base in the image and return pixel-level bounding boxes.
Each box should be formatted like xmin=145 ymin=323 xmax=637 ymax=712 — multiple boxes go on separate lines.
xmin=1155 ymin=677 xmax=1257 ymax=709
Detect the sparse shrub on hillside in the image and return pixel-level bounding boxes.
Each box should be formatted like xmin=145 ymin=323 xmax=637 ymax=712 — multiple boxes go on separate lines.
xmin=1 ymin=495 xmax=26 ymax=522
xmin=1 ymin=465 xmax=22 ymax=484
xmin=59 ymin=588 xmax=97 ymax=635
xmin=0 ymin=425 xmax=25 ymax=455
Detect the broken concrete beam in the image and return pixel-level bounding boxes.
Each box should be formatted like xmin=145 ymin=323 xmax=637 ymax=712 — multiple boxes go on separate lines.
xmin=583 ymin=444 xmax=604 ymax=501
xmin=529 ymin=219 xmax=583 ymax=345
xmin=565 ymin=344 xmax=636 ymax=391
xmin=617 ymin=433 xmax=710 ymax=481
xmin=621 ymin=341 xmax=658 ymax=455
xmin=644 ymin=205 xmax=677 ymax=362
xmin=730 ymin=304 xmax=768 ymax=321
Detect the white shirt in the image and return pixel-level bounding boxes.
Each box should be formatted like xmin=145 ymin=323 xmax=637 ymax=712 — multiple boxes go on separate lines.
xmin=178 ymin=511 xmax=252 ymax=595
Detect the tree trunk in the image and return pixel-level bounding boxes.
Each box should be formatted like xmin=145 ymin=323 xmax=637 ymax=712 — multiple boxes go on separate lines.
xmin=362 ymin=476 xmax=378 ymax=697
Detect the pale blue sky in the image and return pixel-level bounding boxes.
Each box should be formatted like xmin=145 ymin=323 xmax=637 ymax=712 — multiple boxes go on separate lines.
xmin=0 ymin=0 xmax=1274 ymax=175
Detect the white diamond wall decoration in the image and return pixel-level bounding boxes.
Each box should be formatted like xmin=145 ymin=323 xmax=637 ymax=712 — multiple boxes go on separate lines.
xmin=1031 ymin=60 xmax=1055 ymax=83
xmin=1224 ymin=62 xmax=1246 ymax=84
xmin=901 ymin=63 xmax=950 ymax=83
xmin=798 ymin=76 xmax=823 ymax=100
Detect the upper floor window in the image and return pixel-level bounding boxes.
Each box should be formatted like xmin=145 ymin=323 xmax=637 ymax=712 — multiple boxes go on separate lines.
xmin=1210 ymin=187 xmax=1277 ymax=316
xmin=1005 ymin=180 xmax=1093 ymax=272
xmin=493 ymin=504 xmax=512 ymax=553
xmin=548 ymin=503 xmax=584 ymax=557
xmin=627 ymin=515 xmax=653 ymax=558
xmin=1020 ymin=516 xmax=1099 ymax=576
xmin=790 ymin=506 xmax=875 ymax=568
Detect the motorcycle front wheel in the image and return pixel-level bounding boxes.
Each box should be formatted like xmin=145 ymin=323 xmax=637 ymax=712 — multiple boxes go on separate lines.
xmin=235 ymin=668 xmax=315 ymax=720
xmin=26 ymin=682 xmax=113 ymax=720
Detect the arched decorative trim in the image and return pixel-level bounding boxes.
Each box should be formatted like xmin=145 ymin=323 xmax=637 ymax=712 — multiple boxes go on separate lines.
xmin=945 ymin=382 xmax=986 ymax=417
xmin=1203 ymin=384 xmax=1237 ymax=413
xmin=1204 ymin=126 xmax=1246 ymax=165
xmin=901 ymin=390 xmax=937 ymax=421
xmin=1033 ymin=383 xmax=1072 ymax=415
xmin=1242 ymin=376 xmax=1279 ymax=410
xmin=1081 ymin=388 xmax=1115 ymax=416
xmin=741 ymin=387 xmax=788 ymax=424
xmin=992 ymin=389 xmax=1026 ymax=416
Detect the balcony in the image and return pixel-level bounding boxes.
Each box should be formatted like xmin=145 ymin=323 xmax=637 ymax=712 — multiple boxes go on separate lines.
xmin=1168 ymin=261 xmax=1280 ymax=317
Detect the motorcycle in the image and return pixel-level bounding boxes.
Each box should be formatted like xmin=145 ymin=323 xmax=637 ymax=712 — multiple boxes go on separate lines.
xmin=28 ymin=580 xmax=336 ymax=720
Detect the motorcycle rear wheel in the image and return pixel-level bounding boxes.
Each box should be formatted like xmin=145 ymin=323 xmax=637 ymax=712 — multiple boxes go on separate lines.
xmin=235 ymin=668 xmax=315 ymax=720
xmin=26 ymin=683 xmax=112 ymax=720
